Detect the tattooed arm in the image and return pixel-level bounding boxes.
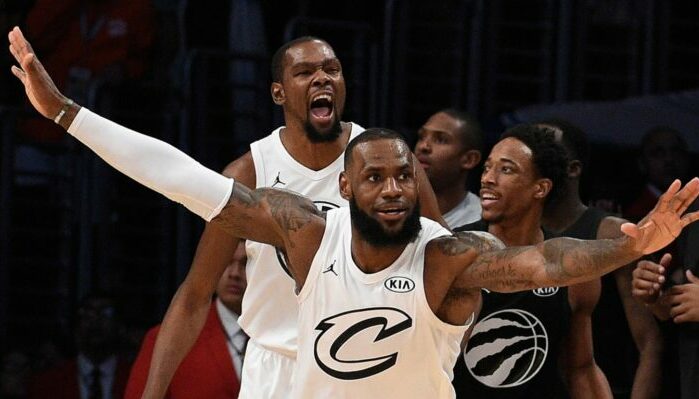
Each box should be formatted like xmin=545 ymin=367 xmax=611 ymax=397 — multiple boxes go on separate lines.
xmin=435 ymin=179 xmax=699 ymax=295
xmin=211 ymin=182 xmax=326 ymax=284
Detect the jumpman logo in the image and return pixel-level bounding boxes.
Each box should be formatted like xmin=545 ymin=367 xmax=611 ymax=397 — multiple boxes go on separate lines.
xmin=323 ymin=260 xmax=338 ymax=276
xmin=271 ymin=172 xmax=286 ymax=187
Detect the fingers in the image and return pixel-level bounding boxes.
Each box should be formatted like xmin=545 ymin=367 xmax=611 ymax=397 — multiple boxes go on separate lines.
xmin=8 ymin=26 xmax=35 ymax=66
xmin=670 ymin=303 xmax=687 ymax=319
xmin=673 ymin=177 xmax=699 ymax=214
xmin=656 ymin=179 xmax=681 ymax=213
xmin=21 ymin=53 xmax=37 ymax=75
xmin=659 ymin=252 xmax=673 ymax=268
xmin=633 ymin=260 xmax=665 ymax=287
xmin=632 ymin=261 xmax=665 ymax=301
xmin=10 ymin=65 xmax=26 ymax=84
xmin=687 ymin=270 xmax=699 ymax=284
xmin=620 ymin=222 xmax=639 ymax=238
xmin=681 ymin=210 xmax=699 ymax=229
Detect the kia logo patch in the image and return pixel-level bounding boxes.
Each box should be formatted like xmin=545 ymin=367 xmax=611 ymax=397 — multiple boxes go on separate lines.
xmin=384 ymin=276 xmax=415 ymax=293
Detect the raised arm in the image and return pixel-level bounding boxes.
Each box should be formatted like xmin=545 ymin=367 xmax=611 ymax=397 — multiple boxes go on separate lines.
xmin=9 ymin=25 xmax=325 ymax=272
xmin=450 ymin=179 xmax=699 ymax=293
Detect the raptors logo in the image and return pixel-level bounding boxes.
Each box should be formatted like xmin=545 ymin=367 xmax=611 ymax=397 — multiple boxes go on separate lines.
xmin=464 ymin=309 xmax=548 ymax=388
xmin=276 ymin=200 xmax=340 ymax=277
xmin=314 ymin=307 xmax=413 ymax=380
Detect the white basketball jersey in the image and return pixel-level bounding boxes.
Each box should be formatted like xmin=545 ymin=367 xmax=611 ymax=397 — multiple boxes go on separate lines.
xmin=293 ymin=207 xmax=468 ymax=398
xmin=239 ymin=123 xmax=364 ymax=357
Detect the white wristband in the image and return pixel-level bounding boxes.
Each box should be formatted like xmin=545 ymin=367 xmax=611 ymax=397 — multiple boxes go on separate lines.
xmin=53 ymin=99 xmax=74 ymax=124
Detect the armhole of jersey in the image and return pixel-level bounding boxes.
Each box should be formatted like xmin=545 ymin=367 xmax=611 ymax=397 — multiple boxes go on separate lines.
xmin=349 ymin=122 xmax=364 ymax=140
xmin=297 ymin=210 xmax=336 ymax=303
xmin=249 ymin=140 xmax=266 ymax=188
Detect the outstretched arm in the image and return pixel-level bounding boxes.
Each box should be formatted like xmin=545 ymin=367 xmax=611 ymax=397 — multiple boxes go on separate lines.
xmin=9 ymin=25 xmax=325 ymax=272
xmin=450 ymin=179 xmax=699 ymax=292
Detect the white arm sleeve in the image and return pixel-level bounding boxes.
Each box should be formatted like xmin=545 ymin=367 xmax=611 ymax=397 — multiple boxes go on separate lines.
xmin=67 ymin=108 xmax=232 ymax=221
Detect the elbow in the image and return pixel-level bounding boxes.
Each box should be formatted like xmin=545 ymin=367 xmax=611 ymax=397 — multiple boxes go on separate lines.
xmin=170 ymin=280 xmax=213 ymax=314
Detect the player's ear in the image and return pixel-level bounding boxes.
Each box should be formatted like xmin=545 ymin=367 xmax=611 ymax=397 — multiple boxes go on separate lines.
xmin=461 ymin=149 xmax=482 ymax=170
xmin=534 ymin=178 xmax=552 ymax=200
xmin=339 ymin=171 xmax=351 ymax=200
xmin=271 ymin=82 xmax=285 ymax=105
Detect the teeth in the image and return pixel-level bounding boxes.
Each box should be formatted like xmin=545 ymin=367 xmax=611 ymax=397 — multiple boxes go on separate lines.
xmin=313 ymin=94 xmax=332 ymax=102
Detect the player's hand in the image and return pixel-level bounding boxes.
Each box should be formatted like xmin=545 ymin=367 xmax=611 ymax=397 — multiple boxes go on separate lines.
xmin=666 ymin=270 xmax=699 ymax=323
xmin=621 ymin=178 xmax=699 ymax=254
xmin=8 ymin=26 xmax=67 ymax=119
xmin=632 ymin=254 xmax=669 ymax=304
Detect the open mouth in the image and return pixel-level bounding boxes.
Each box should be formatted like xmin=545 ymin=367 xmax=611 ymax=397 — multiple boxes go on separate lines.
xmin=376 ymin=206 xmax=407 ymax=222
xmin=480 ymin=190 xmax=500 ymax=207
xmin=310 ymin=93 xmax=334 ymax=122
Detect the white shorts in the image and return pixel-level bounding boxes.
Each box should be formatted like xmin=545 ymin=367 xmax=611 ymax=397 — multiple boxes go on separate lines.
xmin=238 ymin=339 xmax=296 ymax=399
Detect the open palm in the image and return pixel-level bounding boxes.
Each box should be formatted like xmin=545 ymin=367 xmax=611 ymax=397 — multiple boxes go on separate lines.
xmin=621 ymin=178 xmax=699 ymax=254
xmin=8 ymin=26 xmax=65 ymax=118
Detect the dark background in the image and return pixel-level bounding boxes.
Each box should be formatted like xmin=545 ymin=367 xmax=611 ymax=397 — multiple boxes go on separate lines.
xmin=1 ymin=0 xmax=698 ymax=359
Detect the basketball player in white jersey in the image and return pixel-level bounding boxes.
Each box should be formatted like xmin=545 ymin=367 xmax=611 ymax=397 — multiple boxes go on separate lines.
xmin=7 ymin=28 xmax=443 ymax=398
xmin=11 ymin=26 xmax=698 ymax=398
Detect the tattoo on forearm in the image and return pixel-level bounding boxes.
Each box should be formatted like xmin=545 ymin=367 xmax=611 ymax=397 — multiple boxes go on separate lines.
xmin=261 ymin=188 xmax=322 ymax=232
xmin=467 ymin=247 xmax=532 ymax=291
xmin=540 ymin=237 xmax=629 ymax=283
xmin=435 ymin=231 xmax=505 ymax=256
xmin=212 ymin=184 xmax=321 ymax=241
xmin=467 ymin=237 xmax=636 ymax=291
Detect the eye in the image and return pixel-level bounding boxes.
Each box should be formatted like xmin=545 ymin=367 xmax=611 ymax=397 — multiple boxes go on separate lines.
xmin=326 ymin=66 xmax=341 ymax=75
xmin=398 ymin=172 xmax=410 ymax=180
xmin=502 ymin=166 xmax=513 ymax=173
xmin=295 ymin=70 xmax=312 ymax=77
xmin=483 ymin=163 xmax=491 ymax=172
xmin=368 ymin=174 xmax=380 ymax=182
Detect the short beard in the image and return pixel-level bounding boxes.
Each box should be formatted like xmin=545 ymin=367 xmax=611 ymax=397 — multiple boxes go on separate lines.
xmin=304 ymin=117 xmax=342 ymax=143
xmin=350 ymin=198 xmax=422 ymax=247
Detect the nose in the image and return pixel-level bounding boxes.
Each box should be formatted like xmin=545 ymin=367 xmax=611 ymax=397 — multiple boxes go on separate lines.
xmin=225 ymin=261 xmax=246 ymax=281
xmin=481 ymin=167 xmax=496 ymax=186
xmin=415 ymin=137 xmax=431 ymax=154
xmin=312 ymin=69 xmax=331 ymax=86
xmin=381 ymin=177 xmax=402 ymax=198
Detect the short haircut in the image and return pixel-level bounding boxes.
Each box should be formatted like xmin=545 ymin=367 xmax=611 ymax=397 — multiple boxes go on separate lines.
xmin=537 ymin=119 xmax=590 ymax=171
xmin=344 ymin=128 xmax=409 ymax=169
xmin=271 ymin=36 xmax=328 ymax=82
xmin=500 ymin=123 xmax=569 ymax=204
xmin=439 ymin=108 xmax=484 ymax=153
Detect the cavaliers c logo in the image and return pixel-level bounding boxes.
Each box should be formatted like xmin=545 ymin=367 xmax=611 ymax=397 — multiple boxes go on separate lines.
xmin=314 ymin=307 xmax=413 ymax=380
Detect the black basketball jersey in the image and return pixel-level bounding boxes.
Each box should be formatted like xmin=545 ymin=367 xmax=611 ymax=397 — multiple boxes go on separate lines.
xmin=564 ymin=207 xmax=637 ymax=397
xmin=452 ymin=220 xmax=571 ymax=399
